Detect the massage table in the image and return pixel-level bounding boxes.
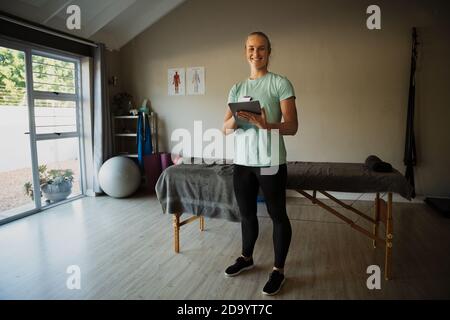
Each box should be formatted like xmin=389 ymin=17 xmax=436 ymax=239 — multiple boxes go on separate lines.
xmin=155 ymin=161 xmax=413 ymax=280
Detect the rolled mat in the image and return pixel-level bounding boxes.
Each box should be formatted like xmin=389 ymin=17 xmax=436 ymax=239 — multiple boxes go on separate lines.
xmin=365 ymin=155 xmax=393 ymax=173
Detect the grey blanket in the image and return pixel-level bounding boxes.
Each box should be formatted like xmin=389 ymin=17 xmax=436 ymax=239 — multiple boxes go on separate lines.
xmin=155 ymin=163 xmax=240 ymax=221
xmin=155 ymin=162 xmax=412 ymax=221
xmin=286 ymin=161 xmax=413 ymax=200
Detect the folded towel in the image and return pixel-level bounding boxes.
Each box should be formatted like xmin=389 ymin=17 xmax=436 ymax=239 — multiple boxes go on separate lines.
xmin=365 ymin=155 xmax=393 ymax=172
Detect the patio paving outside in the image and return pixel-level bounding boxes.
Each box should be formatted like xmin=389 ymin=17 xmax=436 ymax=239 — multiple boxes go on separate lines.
xmin=0 ymin=159 xmax=81 ymax=218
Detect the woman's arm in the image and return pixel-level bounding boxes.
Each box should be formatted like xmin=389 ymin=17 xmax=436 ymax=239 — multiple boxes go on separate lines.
xmin=236 ymin=97 xmax=298 ymax=135
xmin=222 ymin=106 xmax=237 ymax=135
xmin=267 ymin=97 xmax=298 ymax=135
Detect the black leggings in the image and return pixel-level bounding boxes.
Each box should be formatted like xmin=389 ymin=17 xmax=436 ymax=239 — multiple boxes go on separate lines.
xmin=233 ymin=164 xmax=292 ymax=269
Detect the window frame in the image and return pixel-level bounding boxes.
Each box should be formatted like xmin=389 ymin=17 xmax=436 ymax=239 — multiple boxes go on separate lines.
xmin=0 ymin=36 xmax=86 ymax=223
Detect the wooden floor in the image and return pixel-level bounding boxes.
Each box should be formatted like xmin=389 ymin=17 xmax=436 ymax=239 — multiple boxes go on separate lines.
xmin=0 ymin=190 xmax=449 ymax=300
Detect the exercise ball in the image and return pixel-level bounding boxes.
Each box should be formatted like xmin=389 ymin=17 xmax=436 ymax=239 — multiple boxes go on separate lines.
xmin=98 ymin=156 xmax=141 ymax=198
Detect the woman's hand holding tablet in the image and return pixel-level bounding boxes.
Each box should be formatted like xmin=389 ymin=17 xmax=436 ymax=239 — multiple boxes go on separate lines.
xmin=228 ymin=100 xmax=262 ymax=116
xmin=229 ymin=101 xmax=267 ymax=129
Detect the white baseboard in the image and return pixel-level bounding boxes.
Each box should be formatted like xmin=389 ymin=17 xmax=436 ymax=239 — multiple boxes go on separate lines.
xmin=85 ymin=189 xmax=97 ymax=197
xmin=286 ymin=189 xmax=423 ymax=203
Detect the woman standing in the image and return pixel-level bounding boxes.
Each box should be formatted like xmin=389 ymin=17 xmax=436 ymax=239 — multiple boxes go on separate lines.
xmin=222 ymin=32 xmax=298 ymax=296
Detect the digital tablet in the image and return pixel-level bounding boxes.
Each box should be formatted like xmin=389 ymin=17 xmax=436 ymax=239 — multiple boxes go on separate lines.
xmin=228 ymin=100 xmax=262 ymax=117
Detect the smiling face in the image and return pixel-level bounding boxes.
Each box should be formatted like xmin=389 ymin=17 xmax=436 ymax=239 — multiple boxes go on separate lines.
xmin=245 ymin=34 xmax=271 ymax=71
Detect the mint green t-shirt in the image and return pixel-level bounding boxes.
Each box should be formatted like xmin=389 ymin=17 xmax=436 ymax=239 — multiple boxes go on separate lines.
xmin=228 ymin=72 xmax=296 ymax=167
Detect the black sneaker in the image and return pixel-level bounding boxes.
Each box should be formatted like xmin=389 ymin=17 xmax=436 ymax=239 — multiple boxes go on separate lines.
xmin=224 ymin=257 xmax=254 ymax=277
xmin=262 ymin=270 xmax=285 ymax=295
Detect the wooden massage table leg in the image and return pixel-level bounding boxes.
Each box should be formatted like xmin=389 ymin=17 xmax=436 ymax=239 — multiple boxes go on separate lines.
xmin=200 ymin=216 xmax=205 ymax=231
xmin=377 ymin=193 xmax=394 ymax=280
xmin=384 ymin=192 xmax=393 ymax=280
xmin=173 ymin=214 xmax=206 ymax=253
xmin=173 ymin=213 xmax=181 ymax=253
xmin=373 ymin=193 xmax=380 ymax=248
xmin=298 ymin=189 xmax=393 ymax=280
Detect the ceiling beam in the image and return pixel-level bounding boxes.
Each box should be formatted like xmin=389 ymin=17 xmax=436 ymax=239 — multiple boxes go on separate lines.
xmin=110 ymin=0 xmax=186 ymax=49
xmin=82 ymin=0 xmax=136 ymax=38
xmin=42 ymin=0 xmax=74 ymax=24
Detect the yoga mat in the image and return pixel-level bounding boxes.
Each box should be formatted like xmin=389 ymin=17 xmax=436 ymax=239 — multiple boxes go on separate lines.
xmin=160 ymin=152 xmax=173 ymax=171
xmin=144 ymin=154 xmax=162 ymax=194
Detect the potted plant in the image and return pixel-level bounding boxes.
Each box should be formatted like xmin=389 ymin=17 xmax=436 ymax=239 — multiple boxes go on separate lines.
xmin=24 ymin=165 xmax=74 ymax=203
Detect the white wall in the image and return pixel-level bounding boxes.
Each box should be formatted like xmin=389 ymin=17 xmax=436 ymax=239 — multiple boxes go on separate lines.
xmin=0 ymin=107 xmax=78 ymax=172
xmin=117 ymin=0 xmax=450 ymax=197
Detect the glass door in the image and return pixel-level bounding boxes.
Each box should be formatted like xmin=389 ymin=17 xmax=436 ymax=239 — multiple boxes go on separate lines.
xmin=0 ymin=41 xmax=84 ymax=224
xmin=30 ymin=51 xmax=83 ymax=208
xmin=0 ymin=45 xmax=35 ymax=221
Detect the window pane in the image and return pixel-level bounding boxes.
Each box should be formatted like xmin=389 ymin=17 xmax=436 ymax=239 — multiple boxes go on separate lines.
xmin=34 ymin=99 xmax=77 ymax=134
xmin=0 ymin=47 xmax=27 ymax=106
xmin=0 ymin=46 xmax=35 ymax=221
xmin=32 ymin=55 xmax=76 ymax=94
xmin=36 ymin=137 xmax=81 ymax=206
